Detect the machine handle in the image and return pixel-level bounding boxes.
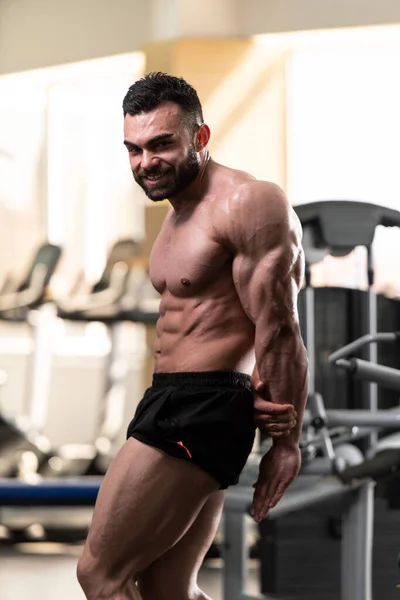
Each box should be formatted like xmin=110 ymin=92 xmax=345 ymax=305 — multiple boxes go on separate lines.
xmin=338 ymin=448 xmax=400 ymax=484
xmin=329 ymin=332 xmax=400 ymax=363
xmin=336 ymin=357 xmax=400 ymax=391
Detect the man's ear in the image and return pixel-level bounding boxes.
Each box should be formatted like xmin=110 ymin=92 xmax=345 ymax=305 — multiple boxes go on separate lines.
xmin=195 ymin=124 xmax=211 ymax=151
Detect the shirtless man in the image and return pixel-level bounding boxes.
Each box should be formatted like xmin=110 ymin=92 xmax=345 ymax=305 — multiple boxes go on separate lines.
xmin=77 ymin=73 xmax=308 ymax=600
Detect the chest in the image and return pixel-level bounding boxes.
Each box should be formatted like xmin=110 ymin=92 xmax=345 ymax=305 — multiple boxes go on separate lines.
xmin=149 ymin=216 xmax=230 ymax=296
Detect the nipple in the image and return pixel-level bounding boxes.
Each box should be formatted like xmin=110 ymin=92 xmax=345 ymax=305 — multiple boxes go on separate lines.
xmin=181 ymin=278 xmax=191 ymax=286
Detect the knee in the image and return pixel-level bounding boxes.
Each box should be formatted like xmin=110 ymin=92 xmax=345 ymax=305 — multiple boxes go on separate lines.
xmin=77 ymin=548 xmax=139 ymax=600
xmin=77 ymin=552 xmax=99 ymax=599
xmin=77 ymin=551 xmax=116 ymax=600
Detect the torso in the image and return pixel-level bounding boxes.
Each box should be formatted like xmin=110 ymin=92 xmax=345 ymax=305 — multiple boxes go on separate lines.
xmin=149 ymin=162 xmax=256 ymax=375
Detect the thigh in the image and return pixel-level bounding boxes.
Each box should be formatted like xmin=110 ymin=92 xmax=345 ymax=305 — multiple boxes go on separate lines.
xmin=82 ymin=437 xmax=219 ymax=585
xmin=138 ymin=490 xmax=225 ymax=599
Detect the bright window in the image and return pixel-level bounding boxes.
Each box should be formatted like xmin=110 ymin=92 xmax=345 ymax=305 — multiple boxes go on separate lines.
xmin=285 ymin=29 xmax=400 ymax=294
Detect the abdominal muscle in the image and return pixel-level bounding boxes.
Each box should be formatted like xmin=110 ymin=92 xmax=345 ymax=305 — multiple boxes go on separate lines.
xmin=153 ymin=291 xmax=256 ymax=375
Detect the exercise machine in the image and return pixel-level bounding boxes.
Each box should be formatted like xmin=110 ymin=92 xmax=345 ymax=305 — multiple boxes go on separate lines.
xmin=222 ymin=200 xmax=400 ymax=600
xmin=39 ymin=238 xmax=159 ymax=477
xmin=0 ymin=243 xmax=62 ymax=478
xmin=0 ymin=238 xmax=160 ymax=541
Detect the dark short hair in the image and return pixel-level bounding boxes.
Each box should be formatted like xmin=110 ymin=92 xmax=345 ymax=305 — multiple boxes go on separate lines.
xmin=122 ymin=72 xmax=204 ymax=132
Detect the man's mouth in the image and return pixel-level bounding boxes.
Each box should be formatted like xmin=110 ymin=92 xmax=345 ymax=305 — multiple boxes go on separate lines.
xmin=142 ymin=172 xmax=170 ymax=184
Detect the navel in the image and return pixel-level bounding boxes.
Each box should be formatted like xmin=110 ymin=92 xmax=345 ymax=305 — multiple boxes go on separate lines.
xmin=181 ymin=278 xmax=191 ymax=286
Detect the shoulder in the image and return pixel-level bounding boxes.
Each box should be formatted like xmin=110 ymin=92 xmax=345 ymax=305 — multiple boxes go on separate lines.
xmin=229 ymin=180 xmax=291 ymax=222
xmin=217 ymin=179 xmax=302 ymax=250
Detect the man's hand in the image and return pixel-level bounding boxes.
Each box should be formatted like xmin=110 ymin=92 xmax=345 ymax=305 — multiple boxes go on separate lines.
xmin=252 ymin=380 xmax=297 ymax=438
xmin=250 ymin=443 xmax=301 ymax=523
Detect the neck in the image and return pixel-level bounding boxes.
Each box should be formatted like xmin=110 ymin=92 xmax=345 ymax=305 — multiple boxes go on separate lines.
xmin=168 ymin=151 xmax=212 ymax=214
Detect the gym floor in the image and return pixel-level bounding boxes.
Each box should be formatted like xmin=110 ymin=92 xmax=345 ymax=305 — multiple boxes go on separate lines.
xmin=0 ymin=544 xmax=261 ymax=600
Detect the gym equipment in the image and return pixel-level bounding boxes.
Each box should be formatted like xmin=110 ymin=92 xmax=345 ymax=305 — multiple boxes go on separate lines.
xmin=224 ymin=450 xmax=400 ymax=600
xmin=0 ymin=239 xmax=159 ymax=541
xmin=330 ymin=332 xmax=400 ymax=389
xmin=223 ymin=200 xmax=400 ymax=600
xmin=0 ymin=238 xmax=160 ymax=542
xmin=0 ymin=477 xmax=101 ymax=507
xmin=0 ymin=476 xmax=101 ymax=543
xmin=39 ymin=238 xmax=159 ymax=477
xmin=0 ymin=243 xmax=61 ymax=320
xmin=297 ymin=286 xmax=357 ymax=410
xmin=296 ymin=200 xmax=400 ymax=465
xmin=0 ymin=243 xmax=62 ymax=477
xmin=297 ymin=289 xmax=400 ymax=411
xmin=296 ymin=200 xmax=400 ymax=423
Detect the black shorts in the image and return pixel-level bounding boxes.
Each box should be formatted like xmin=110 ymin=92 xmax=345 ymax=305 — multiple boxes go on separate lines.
xmin=126 ymin=372 xmax=256 ymax=489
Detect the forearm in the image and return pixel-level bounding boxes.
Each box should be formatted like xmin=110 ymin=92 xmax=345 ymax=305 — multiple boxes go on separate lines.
xmin=255 ymin=324 xmax=309 ymax=445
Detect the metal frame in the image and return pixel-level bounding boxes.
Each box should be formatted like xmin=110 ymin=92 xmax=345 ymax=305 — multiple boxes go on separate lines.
xmin=341 ymin=481 xmax=374 ymax=600
xmin=223 ymin=232 xmax=399 ymax=600
xmin=303 ymin=397 xmax=400 ymax=429
xmin=366 ymin=248 xmax=378 ymax=450
xmin=238 ymin=200 xmax=400 ymax=600
xmin=335 ymin=358 xmax=400 ymax=389
xmin=329 ymin=332 xmax=399 ymax=363
xmin=304 ymin=275 xmax=316 ymax=395
xmin=223 ymin=476 xmax=370 ymax=600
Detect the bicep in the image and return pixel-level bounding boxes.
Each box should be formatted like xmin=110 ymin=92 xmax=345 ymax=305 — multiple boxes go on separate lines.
xmin=224 ymin=180 xmax=303 ymax=326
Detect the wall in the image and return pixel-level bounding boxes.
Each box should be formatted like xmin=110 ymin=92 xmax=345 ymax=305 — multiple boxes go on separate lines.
xmin=0 ymin=0 xmax=151 ymax=74
xmin=238 ymin=0 xmax=400 ymax=35
xmin=2 ymin=0 xmax=400 ymax=75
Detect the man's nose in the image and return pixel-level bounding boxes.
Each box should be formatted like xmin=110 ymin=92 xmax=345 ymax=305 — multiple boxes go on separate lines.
xmin=141 ymin=150 xmax=159 ymax=172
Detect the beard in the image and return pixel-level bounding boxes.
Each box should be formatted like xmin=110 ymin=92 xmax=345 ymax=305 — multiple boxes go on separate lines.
xmin=133 ymin=146 xmax=200 ymax=202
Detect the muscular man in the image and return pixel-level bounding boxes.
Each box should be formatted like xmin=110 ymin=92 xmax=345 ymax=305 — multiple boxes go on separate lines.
xmin=77 ymin=73 xmax=308 ymax=600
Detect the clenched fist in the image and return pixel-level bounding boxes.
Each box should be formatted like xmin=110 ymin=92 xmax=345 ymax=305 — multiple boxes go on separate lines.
xmin=252 ymin=380 xmax=297 ymax=438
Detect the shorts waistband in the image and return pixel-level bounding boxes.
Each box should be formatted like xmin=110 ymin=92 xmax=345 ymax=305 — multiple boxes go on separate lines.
xmin=152 ymin=371 xmax=252 ymax=391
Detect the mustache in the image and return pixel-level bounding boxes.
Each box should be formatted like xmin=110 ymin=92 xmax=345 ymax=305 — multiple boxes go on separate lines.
xmin=137 ymin=167 xmax=173 ymax=178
